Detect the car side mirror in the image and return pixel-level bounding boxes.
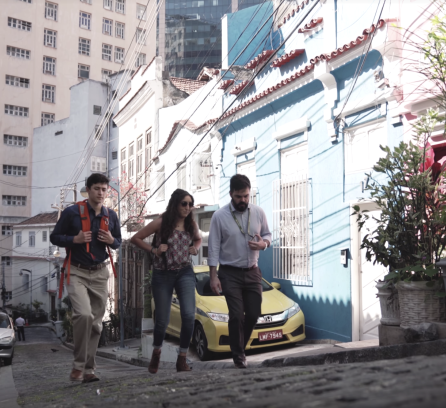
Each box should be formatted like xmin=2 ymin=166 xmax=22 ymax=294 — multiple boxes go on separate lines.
xmin=271 ymin=282 xmax=281 ymax=290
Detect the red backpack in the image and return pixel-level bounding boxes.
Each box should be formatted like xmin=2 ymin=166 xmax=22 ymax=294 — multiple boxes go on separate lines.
xmin=58 ymin=200 xmax=117 ymax=299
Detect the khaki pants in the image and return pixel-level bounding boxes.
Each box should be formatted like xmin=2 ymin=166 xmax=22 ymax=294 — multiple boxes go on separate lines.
xmin=66 ymin=264 xmax=109 ymax=374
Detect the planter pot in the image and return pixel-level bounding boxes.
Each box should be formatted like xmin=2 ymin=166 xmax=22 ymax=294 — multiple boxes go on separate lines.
xmin=141 ymin=317 xmax=154 ymax=333
xmin=376 ymin=281 xmax=400 ymax=326
xmin=396 ymin=281 xmax=446 ymax=328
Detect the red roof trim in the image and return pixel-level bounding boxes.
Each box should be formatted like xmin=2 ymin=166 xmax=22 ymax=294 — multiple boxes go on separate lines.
xmin=113 ymin=81 xmax=148 ymax=119
xmin=130 ymin=65 xmax=142 ymax=80
xmin=141 ymin=56 xmax=156 ymax=76
xmin=298 ymin=17 xmax=323 ymax=33
xmin=245 ymin=50 xmax=276 ymax=70
xmin=283 ymin=0 xmax=314 ymax=25
xmin=229 ymin=80 xmax=252 ymax=95
xmin=271 ymin=49 xmax=305 ymax=68
xmin=119 ymin=87 xmax=131 ymax=101
xmin=218 ymin=79 xmax=234 ymax=90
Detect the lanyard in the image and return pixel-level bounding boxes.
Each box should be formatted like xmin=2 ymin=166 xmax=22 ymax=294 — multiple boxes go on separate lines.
xmin=230 ymin=204 xmax=251 ymax=238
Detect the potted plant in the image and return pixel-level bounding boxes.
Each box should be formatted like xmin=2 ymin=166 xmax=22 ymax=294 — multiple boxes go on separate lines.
xmin=353 ymin=110 xmax=446 ymax=328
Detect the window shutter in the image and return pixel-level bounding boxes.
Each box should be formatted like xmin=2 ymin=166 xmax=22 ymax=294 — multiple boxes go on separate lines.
xmin=91 ymin=157 xmax=96 ymax=171
xmin=93 ymin=105 xmax=102 ymax=115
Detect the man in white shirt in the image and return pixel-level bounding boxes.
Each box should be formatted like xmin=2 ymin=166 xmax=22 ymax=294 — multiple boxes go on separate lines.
xmin=209 ymin=174 xmax=271 ymax=368
xmin=15 ymin=315 xmax=25 ymax=341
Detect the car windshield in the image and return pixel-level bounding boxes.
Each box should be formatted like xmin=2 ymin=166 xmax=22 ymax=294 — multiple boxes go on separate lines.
xmin=195 ymin=272 xmax=273 ymax=296
xmin=0 ymin=314 xmax=10 ymax=329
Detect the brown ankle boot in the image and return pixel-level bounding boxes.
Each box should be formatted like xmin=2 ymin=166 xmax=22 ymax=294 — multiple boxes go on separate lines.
xmin=148 ymin=349 xmax=161 ymax=374
xmin=176 ymin=355 xmax=191 ymax=372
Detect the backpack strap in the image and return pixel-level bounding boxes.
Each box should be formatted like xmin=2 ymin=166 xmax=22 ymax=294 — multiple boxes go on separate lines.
xmin=100 ymin=206 xmax=117 ymax=279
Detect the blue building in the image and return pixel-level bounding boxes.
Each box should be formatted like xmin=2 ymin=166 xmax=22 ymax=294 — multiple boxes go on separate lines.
xmin=214 ymin=0 xmax=404 ymax=342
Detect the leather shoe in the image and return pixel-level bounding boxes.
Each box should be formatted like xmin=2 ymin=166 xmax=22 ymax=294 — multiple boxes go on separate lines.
xmin=83 ymin=374 xmax=100 ymax=383
xmin=69 ymin=369 xmax=84 ymax=382
xmin=234 ymin=360 xmax=247 ymax=369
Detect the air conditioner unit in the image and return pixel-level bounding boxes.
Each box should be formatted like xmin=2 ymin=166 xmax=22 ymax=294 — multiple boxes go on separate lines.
xmin=44 ymin=98 xmax=52 ymax=102
xmin=45 ymin=70 xmax=53 ymax=74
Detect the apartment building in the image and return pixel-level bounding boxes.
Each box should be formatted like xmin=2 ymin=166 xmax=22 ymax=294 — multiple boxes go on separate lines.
xmin=0 ymin=0 xmax=155 ymax=280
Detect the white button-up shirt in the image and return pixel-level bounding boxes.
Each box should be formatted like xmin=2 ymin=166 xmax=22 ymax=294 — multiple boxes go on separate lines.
xmin=208 ymin=203 xmax=272 ymax=268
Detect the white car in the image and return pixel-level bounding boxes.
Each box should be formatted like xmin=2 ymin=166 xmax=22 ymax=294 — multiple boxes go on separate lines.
xmin=0 ymin=312 xmax=16 ymax=365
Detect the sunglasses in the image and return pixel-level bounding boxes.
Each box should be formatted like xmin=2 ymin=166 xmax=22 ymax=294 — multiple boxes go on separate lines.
xmin=181 ymin=201 xmax=194 ymax=208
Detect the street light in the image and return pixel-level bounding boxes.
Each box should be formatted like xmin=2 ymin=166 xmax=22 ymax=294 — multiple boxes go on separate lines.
xmin=19 ymin=269 xmax=32 ymax=310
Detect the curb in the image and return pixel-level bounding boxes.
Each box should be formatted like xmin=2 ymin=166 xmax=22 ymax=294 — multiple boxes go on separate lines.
xmin=260 ymin=338 xmax=446 ymax=367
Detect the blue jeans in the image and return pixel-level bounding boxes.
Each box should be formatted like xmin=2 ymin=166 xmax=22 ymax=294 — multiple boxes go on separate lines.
xmin=152 ymin=265 xmax=196 ymax=353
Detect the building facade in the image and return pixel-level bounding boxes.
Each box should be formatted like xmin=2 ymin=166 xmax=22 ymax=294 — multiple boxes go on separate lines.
xmin=1 ymin=0 xmax=155 ymax=276
xmin=156 ymin=0 xmax=265 ymax=79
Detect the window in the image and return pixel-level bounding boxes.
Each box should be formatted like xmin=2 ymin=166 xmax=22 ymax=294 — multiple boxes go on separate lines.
xmin=42 ymin=231 xmax=47 ymax=242
xmin=102 ymin=69 xmax=112 ymax=81
xmin=102 ymin=43 xmax=112 ymax=61
xmin=273 ymin=144 xmax=310 ymax=284
xmin=4 ymin=135 xmax=28 ymax=146
xmin=16 ymin=232 xmax=22 ymax=246
xmin=145 ymin=129 xmax=152 ymax=189
xmin=93 ymin=105 xmax=101 ymax=115
xmin=156 ymin=167 xmax=165 ymax=201
xmin=344 ymin=119 xmax=386 ymax=174
xmin=5 ymin=105 xmax=29 ymax=117
xmin=79 ymin=12 xmax=91 ymax=30
xmin=29 ymin=231 xmax=35 ymax=247
xmin=79 ymin=38 xmax=90 ymax=56
xmin=135 ymin=53 xmax=146 ymax=67
xmin=41 ymin=276 xmax=48 ymax=293
xmin=136 ymin=3 xmax=147 ymax=20
xmin=7 ymin=46 xmax=30 ymax=59
xmin=121 ymin=148 xmax=126 ymax=161
xmin=3 ymin=165 xmax=27 ymax=176
xmin=18 ymin=0 xmax=32 ymax=3
xmin=103 ymin=18 xmax=113 ymax=35
xmin=45 ymin=2 xmax=58 ymax=20
xmin=43 ymin=29 xmax=57 ymax=48
xmin=121 ymin=148 xmax=126 ymax=175
xmin=137 ymin=136 xmax=143 ymax=173
xmin=3 ymin=291 xmax=12 ymax=301
xmin=237 ymin=160 xmax=257 ymax=204
xmin=103 ymin=0 xmax=112 ymax=9
xmin=121 ymin=162 xmax=127 ymax=175
xmin=41 ymin=112 xmax=55 ymax=126
xmin=112 ymin=151 xmax=117 ymax=160
xmin=116 ymin=0 xmax=125 ymax=13
xmin=129 ymin=142 xmax=135 ymax=178
xmin=3 ymin=196 xmax=27 ymax=206
xmin=115 ymin=22 xmax=125 ymax=39
xmin=81 ymin=0 xmax=92 ymax=3
xmin=136 ymin=28 xmax=146 ymax=44
xmin=8 ymin=17 xmax=32 ymax=31
xmin=5 ymin=75 xmax=30 ymax=88
xmin=42 ymin=84 xmax=55 ymax=103
xmin=1 ymin=257 xmax=12 ymax=266
xmin=43 ymin=56 xmax=56 ymax=75
xmin=115 ymin=47 xmax=124 ymax=63
xmin=129 ymin=142 xmax=134 ymax=157
xmin=91 ymin=157 xmax=106 ymax=173
xmin=2 ymin=226 xmax=12 ymax=236
xmin=78 ymin=64 xmax=90 ymax=79
xmin=177 ymin=164 xmax=187 ymax=189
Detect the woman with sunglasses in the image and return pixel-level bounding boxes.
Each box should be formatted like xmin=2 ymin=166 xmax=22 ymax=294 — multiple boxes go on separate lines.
xmin=130 ymin=189 xmax=201 ymax=374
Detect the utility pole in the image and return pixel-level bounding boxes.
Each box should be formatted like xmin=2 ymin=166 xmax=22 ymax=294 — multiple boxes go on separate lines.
xmin=1 ymin=260 xmax=6 ymax=309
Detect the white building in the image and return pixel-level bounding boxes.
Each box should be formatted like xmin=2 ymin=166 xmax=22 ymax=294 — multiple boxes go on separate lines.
xmin=1 ymin=0 xmax=154 ymax=277
xmin=10 ymin=212 xmax=66 ymax=315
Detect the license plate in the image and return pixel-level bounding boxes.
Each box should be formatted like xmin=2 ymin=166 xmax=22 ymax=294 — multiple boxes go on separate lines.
xmin=258 ymin=329 xmax=283 ymax=342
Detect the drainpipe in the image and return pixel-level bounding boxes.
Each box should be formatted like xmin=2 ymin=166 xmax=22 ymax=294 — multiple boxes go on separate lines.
xmin=106 ymin=79 xmax=111 ymax=177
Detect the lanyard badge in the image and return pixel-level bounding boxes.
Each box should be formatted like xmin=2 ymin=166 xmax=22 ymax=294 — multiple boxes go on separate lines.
xmin=230 ymin=204 xmax=253 ymax=239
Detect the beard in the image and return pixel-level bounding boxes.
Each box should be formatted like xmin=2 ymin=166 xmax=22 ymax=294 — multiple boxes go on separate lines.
xmin=232 ymin=200 xmax=248 ymax=212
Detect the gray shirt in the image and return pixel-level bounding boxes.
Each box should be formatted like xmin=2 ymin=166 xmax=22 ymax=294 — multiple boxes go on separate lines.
xmin=208 ymin=202 xmax=272 ymax=268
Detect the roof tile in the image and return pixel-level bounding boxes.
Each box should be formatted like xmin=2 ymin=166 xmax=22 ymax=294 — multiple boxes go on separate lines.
xmin=170 ymin=77 xmax=207 ymax=95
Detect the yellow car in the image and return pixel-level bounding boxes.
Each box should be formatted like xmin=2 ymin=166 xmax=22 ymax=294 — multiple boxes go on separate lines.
xmin=152 ymin=265 xmax=305 ymax=361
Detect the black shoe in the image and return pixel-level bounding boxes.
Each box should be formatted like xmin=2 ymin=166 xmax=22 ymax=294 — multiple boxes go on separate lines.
xmin=233 ymin=355 xmax=247 ymax=369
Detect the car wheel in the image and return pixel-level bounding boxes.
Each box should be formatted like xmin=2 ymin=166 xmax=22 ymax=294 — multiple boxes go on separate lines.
xmin=194 ymin=324 xmax=213 ymax=361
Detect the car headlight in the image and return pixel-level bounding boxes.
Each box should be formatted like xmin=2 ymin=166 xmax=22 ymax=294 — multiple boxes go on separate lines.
xmin=0 ymin=336 xmax=13 ymax=344
xmin=287 ymin=302 xmax=301 ymax=318
xmin=207 ymin=312 xmax=229 ymax=322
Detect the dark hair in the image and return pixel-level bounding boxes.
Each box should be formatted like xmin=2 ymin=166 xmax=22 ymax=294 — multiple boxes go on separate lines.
xmin=86 ymin=173 xmax=110 ymax=188
xmin=159 ymin=189 xmax=195 ymax=249
xmin=230 ymin=174 xmax=251 ymax=192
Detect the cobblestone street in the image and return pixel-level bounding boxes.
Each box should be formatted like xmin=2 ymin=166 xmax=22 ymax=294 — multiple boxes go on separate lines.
xmin=5 ymin=327 xmax=446 ymax=407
